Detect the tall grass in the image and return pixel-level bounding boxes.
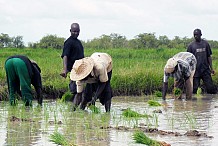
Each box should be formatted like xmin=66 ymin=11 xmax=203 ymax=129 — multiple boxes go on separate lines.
xmin=0 ymin=47 xmax=217 ymax=98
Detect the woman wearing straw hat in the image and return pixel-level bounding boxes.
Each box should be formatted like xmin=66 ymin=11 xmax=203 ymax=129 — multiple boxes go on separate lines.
xmin=70 ymin=52 xmax=113 ymax=112
xmin=162 ymin=52 xmax=196 ymax=100
xmin=5 ymin=55 xmax=42 ymax=106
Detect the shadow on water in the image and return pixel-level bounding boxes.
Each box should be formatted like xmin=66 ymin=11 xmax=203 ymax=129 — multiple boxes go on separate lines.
xmin=0 ymin=94 xmax=218 ymax=146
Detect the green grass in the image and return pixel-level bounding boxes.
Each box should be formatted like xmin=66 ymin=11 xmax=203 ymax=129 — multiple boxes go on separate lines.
xmin=1 ymin=47 xmax=218 ymax=98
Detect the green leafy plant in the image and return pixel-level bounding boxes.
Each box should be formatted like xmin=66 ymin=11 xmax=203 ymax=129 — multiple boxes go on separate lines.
xmin=173 ymin=88 xmax=182 ymax=96
xmin=154 ymin=91 xmax=162 ymax=97
xmin=50 ymin=132 xmax=76 ymax=146
xmin=88 ymin=105 xmax=101 ymax=114
xmin=61 ymin=91 xmax=73 ymax=102
xmin=122 ymin=108 xmax=152 ymax=118
xmin=133 ymin=131 xmax=160 ymax=146
xmin=197 ymin=88 xmax=202 ymax=95
xmin=147 ymin=100 xmax=162 ymax=106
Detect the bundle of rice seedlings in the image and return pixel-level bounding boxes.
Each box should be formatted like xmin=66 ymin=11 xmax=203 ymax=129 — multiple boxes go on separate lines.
xmin=173 ymin=88 xmax=182 ymax=97
xmin=133 ymin=131 xmax=160 ymax=146
xmin=147 ymin=100 xmax=162 ymax=106
xmin=50 ymin=132 xmax=75 ymax=146
xmin=197 ymin=88 xmax=202 ymax=95
xmin=154 ymin=91 xmax=162 ymax=97
xmin=61 ymin=91 xmax=73 ymax=102
xmin=133 ymin=131 xmax=171 ymax=146
xmin=88 ymin=105 xmax=101 ymax=114
xmin=122 ymin=108 xmax=152 ymax=118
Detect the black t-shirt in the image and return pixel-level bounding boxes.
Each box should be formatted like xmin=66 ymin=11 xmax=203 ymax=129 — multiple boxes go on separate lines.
xmin=61 ymin=36 xmax=84 ymax=71
xmin=187 ymin=39 xmax=212 ymax=77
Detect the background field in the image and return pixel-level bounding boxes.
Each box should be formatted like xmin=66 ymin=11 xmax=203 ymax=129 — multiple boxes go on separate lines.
xmin=0 ymin=48 xmax=218 ymax=99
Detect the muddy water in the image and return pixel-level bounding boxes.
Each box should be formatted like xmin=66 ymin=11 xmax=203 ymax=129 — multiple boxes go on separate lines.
xmin=0 ymin=95 xmax=218 ymax=146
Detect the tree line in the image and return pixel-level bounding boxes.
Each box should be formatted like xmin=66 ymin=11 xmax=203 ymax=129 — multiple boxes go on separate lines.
xmin=1 ymin=32 xmax=218 ymax=49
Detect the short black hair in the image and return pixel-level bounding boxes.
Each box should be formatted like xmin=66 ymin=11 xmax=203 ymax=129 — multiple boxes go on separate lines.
xmin=193 ymin=29 xmax=202 ymax=35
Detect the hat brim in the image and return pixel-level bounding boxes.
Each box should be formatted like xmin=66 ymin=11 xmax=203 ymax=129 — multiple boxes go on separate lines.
xmin=70 ymin=58 xmax=94 ymax=81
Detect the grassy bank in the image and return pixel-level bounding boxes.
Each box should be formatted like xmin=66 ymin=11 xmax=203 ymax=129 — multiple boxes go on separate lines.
xmin=0 ymin=48 xmax=217 ymax=99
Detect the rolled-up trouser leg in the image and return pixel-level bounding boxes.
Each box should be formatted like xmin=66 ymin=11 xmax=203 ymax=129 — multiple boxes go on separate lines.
xmin=185 ymin=69 xmax=195 ymax=99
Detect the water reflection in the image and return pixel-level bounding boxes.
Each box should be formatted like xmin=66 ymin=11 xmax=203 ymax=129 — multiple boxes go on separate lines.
xmin=0 ymin=95 xmax=218 ymax=146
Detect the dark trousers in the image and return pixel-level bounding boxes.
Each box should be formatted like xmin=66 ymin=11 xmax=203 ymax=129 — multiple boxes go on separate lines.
xmin=193 ymin=71 xmax=217 ymax=94
xmin=80 ymin=71 xmax=113 ymax=112
xmin=84 ymin=71 xmax=113 ymax=104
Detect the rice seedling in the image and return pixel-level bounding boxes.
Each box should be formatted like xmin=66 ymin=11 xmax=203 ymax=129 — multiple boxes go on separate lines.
xmin=173 ymin=88 xmax=182 ymax=98
xmin=154 ymin=90 xmax=162 ymax=97
xmin=122 ymin=108 xmax=152 ymax=118
xmin=147 ymin=100 xmax=162 ymax=106
xmin=88 ymin=105 xmax=101 ymax=114
xmin=61 ymin=91 xmax=73 ymax=102
xmin=133 ymin=131 xmax=161 ymax=146
xmin=183 ymin=112 xmax=197 ymax=130
xmin=197 ymin=88 xmax=202 ymax=95
xmin=50 ymin=131 xmax=76 ymax=146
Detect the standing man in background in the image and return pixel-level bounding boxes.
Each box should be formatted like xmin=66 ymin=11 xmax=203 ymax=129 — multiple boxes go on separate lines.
xmin=187 ymin=28 xmax=217 ymax=94
xmin=60 ymin=23 xmax=84 ymax=97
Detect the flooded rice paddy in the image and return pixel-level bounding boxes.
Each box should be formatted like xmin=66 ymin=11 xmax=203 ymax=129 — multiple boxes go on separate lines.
xmin=0 ymin=95 xmax=218 ymax=146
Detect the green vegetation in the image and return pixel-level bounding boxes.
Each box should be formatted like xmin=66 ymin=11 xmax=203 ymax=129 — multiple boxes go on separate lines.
xmin=0 ymin=47 xmax=218 ymax=99
xmin=154 ymin=90 xmax=162 ymax=97
xmin=133 ymin=131 xmax=160 ymax=146
xmin=60 ymin=91 xmax=73 ymax=102
xmin=2 ymin=32 xmax=218 ymax=50
xmin=88 ymin=105 xmax=101 ymax=114
xmin=122 ymin=108 xmax=152 ymax=118
xmin=50 ymin=132 xmax=69 ymax=146
xmin=147 ymin=100 xmax=162 ymax=106
xmin=173 ymin=88 xmax=182 ymax=97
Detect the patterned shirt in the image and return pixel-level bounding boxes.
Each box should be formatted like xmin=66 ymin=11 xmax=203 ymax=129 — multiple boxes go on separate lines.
xmin=163 ymin=52 xmax=196 ymax=82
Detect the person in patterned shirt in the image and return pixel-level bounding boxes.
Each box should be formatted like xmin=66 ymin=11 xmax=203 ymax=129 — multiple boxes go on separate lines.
xmin=187 ymin=28 xmax=217 ymax=94
xmin=162 ymin=52 xmax=197 ymax=100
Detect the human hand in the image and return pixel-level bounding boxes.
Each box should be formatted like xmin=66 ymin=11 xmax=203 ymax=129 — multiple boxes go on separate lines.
xmin=90 ymin=99 xmax=95 ymax=105
xmin=211 ymin=69 xmax=215 ymax=75
xmin=37 ymin=95 xmax=43 ymax=106
xmin=60 ymin=71 xmax=67 ymax=78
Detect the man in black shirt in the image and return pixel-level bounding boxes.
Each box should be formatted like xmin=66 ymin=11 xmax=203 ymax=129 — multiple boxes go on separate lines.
xmin=187 ymin=28 xmax=217 ymax=94
xmin=5 ymin=55 xmax=42 ymax=106
xmin=60 ymin=23 xmax=84 ymax=96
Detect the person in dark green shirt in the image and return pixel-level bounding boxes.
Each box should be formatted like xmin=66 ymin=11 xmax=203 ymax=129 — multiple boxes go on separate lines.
xmin=5 ymin=55 xmax=42 ymax=106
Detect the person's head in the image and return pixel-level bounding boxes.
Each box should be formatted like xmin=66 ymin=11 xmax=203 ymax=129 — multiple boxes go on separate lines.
xmin=70 ymin=57 xmax=94 ymax=81
xmin=70 ymin=23 xmax=80 ymax=38
xmin=164 ymin=58 xmax=178 ymax=74
xmin=193 ymin=28 xmax=202 ymax=42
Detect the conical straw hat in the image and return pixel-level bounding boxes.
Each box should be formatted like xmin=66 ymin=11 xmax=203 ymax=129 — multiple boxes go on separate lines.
xmin=70 ymin=57 xmax=94 ymax=81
